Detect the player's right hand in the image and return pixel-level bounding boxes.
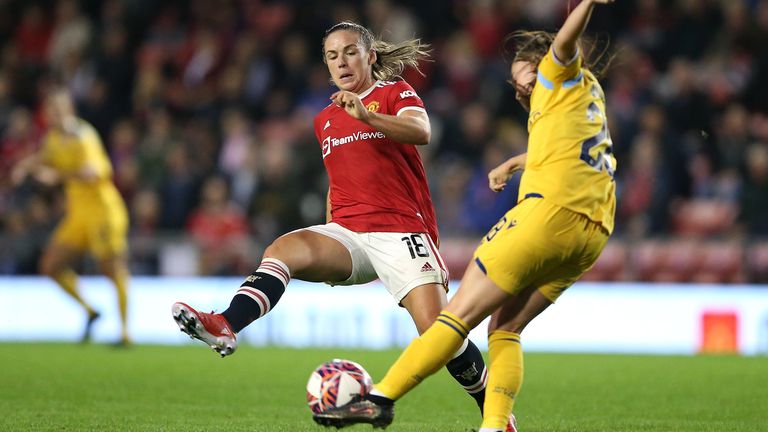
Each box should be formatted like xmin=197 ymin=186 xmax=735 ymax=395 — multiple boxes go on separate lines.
xmin=488 ymin=166 xmax=511 ymax=192
xmin=488 ymin=157 xmax=524 ymax=192
xmin=330 ymin=91 xmax=369 ymax=122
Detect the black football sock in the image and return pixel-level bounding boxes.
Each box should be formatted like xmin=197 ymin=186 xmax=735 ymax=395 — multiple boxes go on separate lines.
xmin=221 ymin=258 xmax=290 ymax=332
xmin=446 ymin=338 xmax=488 ymax=411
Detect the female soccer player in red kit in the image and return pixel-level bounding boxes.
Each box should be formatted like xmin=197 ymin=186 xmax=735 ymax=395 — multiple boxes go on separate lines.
xmin=172 ymin=22 xmax=504 ymax=422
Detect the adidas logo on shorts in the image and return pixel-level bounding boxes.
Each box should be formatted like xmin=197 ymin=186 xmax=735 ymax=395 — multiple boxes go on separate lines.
xmin=421 ymin=262 xmax=435 ymax=272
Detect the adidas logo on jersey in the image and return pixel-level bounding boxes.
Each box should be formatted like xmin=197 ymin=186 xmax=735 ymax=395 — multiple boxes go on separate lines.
xmin=421 ymin=262 xmax=435 ymax=272
xmin=323 ymin=120 xmax=331 ymax=130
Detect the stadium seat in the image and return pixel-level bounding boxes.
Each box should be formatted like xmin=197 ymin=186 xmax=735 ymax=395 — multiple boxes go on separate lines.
xmin=746 ymin=242 xmax=768 ymax=283
xmin=657 ymin=240 xmax=701 ymax=282
xmin=631 ymin=240 xmax=700 ymax=282
xmin=671 ymin=199 xmax=737 ymax=237
xmin=693 ymin=242 xmax=744 ymax=284
xmin=630 ymin=240 xmax=667 ymax=282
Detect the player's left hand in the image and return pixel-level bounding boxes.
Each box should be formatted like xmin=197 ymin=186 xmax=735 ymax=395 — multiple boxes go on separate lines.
xmin=331 ymin=91 xmax=370 ymax=122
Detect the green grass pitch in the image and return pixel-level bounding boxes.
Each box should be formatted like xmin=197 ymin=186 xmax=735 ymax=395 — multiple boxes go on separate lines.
xmin=0 ymin=343 xmax=765 ymax=431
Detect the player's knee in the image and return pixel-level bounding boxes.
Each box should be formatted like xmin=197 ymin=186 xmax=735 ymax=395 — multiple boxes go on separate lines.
xmin=263 ymin=236 xmax=306 ymax=271
xmin=38 ymin=260 xmax=53 ymax=277
xmin=98 ymin=262 xmax=116 ymax=279
xmin=507 ymin=321 xmax=528 ymax=334
xmin=38 ymin=252 xmax=57 ymax=276
xmin=489 ymin=319 xmax=528 ymax=335
xmin=263 ymin=238 xmax=290 ymax=261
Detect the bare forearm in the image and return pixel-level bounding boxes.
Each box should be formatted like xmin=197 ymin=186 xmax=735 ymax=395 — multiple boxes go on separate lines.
xmin=33 ymin=165 xmax=64 ymax=185
xmin=364 ymin=112 xmax=430 ymax=145
xmin=11 ymin=154 xmax=42 ymax=185
xmin=488 ymin=152 xmax=528 ymax=192
xmin=505 ymin=153 xmax=527 ymax=173
xmin=326 ymin=188 xmax=332 ymax=223
xmin=554 ymin=0 xmax=597 ymax=62
xmin=16 ymin=154 xmax=42 ymax=173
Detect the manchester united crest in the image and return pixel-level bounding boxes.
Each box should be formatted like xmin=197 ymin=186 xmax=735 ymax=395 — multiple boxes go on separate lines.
xmin=366 ymin=101 xmax=380 ymax=112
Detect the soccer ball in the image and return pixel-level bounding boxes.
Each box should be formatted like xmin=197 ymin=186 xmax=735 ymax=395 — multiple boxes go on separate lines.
xmin=306 ymin=359 xmax=372 ymax=414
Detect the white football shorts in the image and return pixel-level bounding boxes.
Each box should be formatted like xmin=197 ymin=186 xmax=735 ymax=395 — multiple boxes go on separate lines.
xmin=298 ymin=222 xmax=449 ymax=303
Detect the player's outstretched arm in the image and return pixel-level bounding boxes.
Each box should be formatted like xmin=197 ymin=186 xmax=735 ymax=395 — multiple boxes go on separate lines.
xmin=330 ymin=90 xmax=430 ymax=145
xmin=10 ymin=154 xmax=39 ymax=186
xmin=553 ymin=0 xmax=614 ymax=63
xmin=12 ymin=153 xmax=100 ymax=186
xmin=488 ymin=153 xmax=527 ymax=192
xmin=9 ymin=154 xmax=61 ymax=186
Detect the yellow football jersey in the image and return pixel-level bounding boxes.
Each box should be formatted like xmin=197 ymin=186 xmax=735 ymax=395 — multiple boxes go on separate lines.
xmin=41 ymin=119 xmax=125 ymax=216
xmin=520 ymin=48 xmax=616 ymax=233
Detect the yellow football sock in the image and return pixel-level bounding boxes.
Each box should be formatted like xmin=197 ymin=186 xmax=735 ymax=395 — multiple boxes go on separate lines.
xmin=52 ymin=269 xmax=95 ymax=315
xmin=481 ymin=330 xmax=523 ymax=430
xmin=375 ymin=311 xmax=469 ymax=400
xmin=110 ymin=267 xmax=130 ymax=341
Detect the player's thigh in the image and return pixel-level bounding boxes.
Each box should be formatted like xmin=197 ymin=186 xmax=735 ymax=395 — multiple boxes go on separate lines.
xmin=41 ymin=217 xmax=87 ymax=274
xmin=364 ymin=231 xmax=448 ymax=303
xmin=474 ymin=198 xmax=579 ymax=296
xmin=267 ymin=223 xmax=356 ymax=283
xmin=534 ymin=222 xmax=610 ymax=302
xmin=50 ymin=215 xmax=89 ymax=252
xmin=88 ymin=209 xmax=129 ymax=263
xmin=487 ymin=229 xmax=602 ymax=334
xmin=443 ymin=260 xmax=512 ymax=330
xmin=400 ymin=282 xmax=447 ymax=334
xmin=40 ymin=242 xmax=82 ymax=275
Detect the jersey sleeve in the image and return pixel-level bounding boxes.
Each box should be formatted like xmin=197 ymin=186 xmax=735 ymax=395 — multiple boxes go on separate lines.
xmin=537 ymin=47 xmax=583 ymax=87
xmin=79 ymin=125 xmax=112 ymax=179
xmin=390 ymin=81 xmax=426 ymax=116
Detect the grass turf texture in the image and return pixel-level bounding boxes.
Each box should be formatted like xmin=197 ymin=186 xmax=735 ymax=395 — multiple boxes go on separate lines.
xmin=0 ymin=344 xmax=765 ymax=431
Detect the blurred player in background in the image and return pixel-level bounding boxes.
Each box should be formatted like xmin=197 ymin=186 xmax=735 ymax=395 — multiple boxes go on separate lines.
xmin=11 ymin=87 xmax=131 ymax=346
xmin=314 ymin=1 xmax=617 ymax=430
xmin=172 ymin=21 xmax=501 ymax=419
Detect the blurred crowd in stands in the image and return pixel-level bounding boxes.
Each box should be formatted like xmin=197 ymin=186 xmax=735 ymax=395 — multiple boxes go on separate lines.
xmin=1 ymin=0 xmax=767 ymax=282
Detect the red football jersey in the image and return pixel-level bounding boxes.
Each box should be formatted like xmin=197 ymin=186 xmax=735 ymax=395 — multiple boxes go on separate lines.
xmin=313 ymin=80 xmax=439 ymax=244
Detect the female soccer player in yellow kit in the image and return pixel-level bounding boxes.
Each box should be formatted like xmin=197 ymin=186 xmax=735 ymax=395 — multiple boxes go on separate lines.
xmin=314 ymin=1 xmax=616 ymax=430
xmin=12 ymin=88 xmax=131 ymax=345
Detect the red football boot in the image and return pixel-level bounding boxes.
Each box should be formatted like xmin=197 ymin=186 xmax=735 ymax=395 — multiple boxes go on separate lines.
xmin=506 ymin=413 xmax=518 ymax=432
xmin=172 ymin=302 xmax=237 ymax=357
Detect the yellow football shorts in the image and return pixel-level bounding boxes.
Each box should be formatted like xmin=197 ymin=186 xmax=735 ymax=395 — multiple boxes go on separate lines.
xmin=51 ymin=208 xmax=128 ymax=259
xmin=473 ymin=196 xmax=609 ymax=302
